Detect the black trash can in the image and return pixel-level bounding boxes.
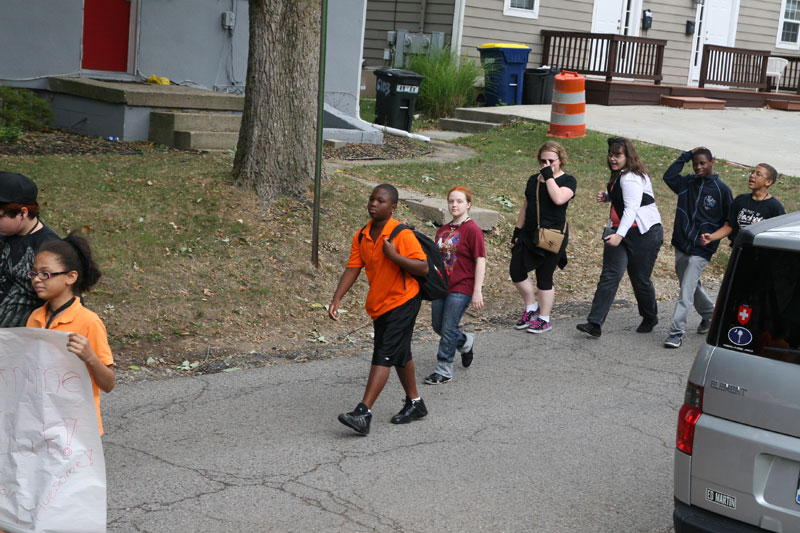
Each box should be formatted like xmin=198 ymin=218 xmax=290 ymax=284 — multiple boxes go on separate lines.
xmin=373 ymin=68 xmax=425 ymax=132
xmin=522 ymin=67 xmax=560 ymax=105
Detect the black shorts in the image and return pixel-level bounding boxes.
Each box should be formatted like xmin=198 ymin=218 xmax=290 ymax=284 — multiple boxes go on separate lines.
xmin=509 ymin=233 xmax=568 ymax=290
xmin=372 ymin=294 xmax=422 ymax=367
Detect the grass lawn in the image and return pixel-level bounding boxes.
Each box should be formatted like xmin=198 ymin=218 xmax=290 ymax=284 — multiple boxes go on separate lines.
xmin=2 ymin=123 xmax=797 ymax=376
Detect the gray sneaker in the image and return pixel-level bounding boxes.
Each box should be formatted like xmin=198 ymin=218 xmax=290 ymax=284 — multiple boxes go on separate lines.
xmin=697 ymin=318 xmax=711 ymax=334
xmin=664 ymin=334 xmax=683 ymax=349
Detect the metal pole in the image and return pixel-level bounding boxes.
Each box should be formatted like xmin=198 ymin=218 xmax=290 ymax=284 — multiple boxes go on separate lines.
xmin=311 ymin=0 xmax=328 ymax=268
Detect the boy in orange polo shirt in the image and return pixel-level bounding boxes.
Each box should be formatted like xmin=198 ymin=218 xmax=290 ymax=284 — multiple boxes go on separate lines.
xmin=329 ymin=184 xmax=430 ymax=435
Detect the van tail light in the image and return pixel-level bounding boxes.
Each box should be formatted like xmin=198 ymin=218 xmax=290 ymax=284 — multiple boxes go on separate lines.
xmin=676 ymin=382 xmax=704 ymax=455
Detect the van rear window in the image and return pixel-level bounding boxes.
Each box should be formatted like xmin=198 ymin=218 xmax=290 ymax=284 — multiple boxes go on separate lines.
xmin=712 ymin=246 xmax=800 ymax=363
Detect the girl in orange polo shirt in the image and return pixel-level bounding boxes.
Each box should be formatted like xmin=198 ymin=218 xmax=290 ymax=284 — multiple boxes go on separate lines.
xmin=26 ymin=231 xmax=115 ymax=435
xmin=329 ymin=184 xmax=429 ymax=436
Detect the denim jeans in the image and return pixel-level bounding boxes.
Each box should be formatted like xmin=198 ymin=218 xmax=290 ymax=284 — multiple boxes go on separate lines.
xmin=669 ymin=248 xmax=715 ymax=336
xmin=587 ymin=224 xmax=663 ymax=325
xmin=431 ymin=291 xmax=472 ymax=378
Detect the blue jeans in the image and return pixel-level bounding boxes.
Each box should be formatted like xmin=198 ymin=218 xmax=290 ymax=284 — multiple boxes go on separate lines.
xmin=431 ymin=291 xmax=472 ymax=378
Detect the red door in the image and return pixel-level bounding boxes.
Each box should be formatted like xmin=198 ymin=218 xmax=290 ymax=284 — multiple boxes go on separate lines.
xmin=82 ymin=0 xmax=131 ymax=71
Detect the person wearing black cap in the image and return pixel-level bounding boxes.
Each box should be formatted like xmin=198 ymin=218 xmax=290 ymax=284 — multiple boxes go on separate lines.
xmin=0 ymin=171 xmax=59 ymax=327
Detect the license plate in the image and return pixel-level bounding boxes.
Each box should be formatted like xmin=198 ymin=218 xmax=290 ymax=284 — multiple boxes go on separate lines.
xmin=396 ymin=85 xmax=419 ymax=94
xmin=706 ymin=488 xmax=736 ymax=509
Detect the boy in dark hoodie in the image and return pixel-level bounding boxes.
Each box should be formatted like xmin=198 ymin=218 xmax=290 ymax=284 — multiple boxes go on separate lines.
xmin=662 ymin=147 xmax=732 ymax=348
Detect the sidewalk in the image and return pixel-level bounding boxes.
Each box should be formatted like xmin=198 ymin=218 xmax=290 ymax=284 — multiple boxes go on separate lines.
xmin=459 ymin=104 xmax=800 ymax=177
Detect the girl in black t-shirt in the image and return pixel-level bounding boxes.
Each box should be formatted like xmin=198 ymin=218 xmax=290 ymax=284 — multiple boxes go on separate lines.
xmin=510 ymin=141 xmax=577 ymax=334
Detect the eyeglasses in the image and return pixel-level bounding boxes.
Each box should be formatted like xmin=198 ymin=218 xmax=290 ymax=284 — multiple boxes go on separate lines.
xmin=26 ymin=270 xmax=70 ymax=280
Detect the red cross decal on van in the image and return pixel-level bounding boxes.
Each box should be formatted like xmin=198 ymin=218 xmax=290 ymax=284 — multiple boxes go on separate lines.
xmin=737 ymin=305 xmax=751 ymax=325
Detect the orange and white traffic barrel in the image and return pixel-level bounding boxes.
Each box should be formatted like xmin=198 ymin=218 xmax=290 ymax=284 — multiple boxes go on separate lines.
xmin=547 ymin=70 xmax=586 ymax=138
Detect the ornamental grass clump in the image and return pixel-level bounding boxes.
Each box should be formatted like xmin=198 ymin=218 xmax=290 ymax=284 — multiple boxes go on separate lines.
xmin=405 ymin=47 xmax=483 ymax=119
xmin=0 ymin=85 xmax=54 ymax=142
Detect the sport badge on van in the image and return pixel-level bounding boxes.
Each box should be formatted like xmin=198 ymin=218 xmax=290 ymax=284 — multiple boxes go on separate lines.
xmin=737 ymin=305 xmax=752 ymax=325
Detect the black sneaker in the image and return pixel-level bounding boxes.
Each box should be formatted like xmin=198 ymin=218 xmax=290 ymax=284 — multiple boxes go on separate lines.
xmin=459 ymin=332 xmax=474 ymax=367
xmin=697 ymin=318 xmax=711 ymax=334
xmin=636 ymin=317 xmax=658 ymax=333
xmin=424 ymin=372 xmax=452 ymax=385
xmin=390 ymin=397 xmax=428 ymax=424
xmin=338 ymin=403 xmax=371 ymax=435
xmin=576 ymin=322 xmax=602 ymax=338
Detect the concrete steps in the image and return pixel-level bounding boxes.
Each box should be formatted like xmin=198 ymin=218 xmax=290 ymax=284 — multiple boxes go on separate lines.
xmin=149 ymin=111 xmax=241 ymax=150
xmin=439 ymin=117 xmax=498 ymax=133
xmin=439 ymin=106 xmax=536 ymax=133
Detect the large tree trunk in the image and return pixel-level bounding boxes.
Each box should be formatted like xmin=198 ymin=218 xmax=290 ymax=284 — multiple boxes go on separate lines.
xmin=233 ymin=0 xmax=320 ymax=205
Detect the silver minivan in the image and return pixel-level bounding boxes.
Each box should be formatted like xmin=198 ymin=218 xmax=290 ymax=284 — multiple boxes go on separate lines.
xmin=674 ymin=211 xmax=800 ymax=532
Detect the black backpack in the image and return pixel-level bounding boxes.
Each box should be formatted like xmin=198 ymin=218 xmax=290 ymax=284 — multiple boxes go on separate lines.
xmin=358 ymin=223 xmax=449 ymax=301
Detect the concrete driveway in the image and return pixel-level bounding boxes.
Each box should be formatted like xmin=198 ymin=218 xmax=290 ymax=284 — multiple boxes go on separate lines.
xmin=462 ymin=104 xmax=800 ymax=177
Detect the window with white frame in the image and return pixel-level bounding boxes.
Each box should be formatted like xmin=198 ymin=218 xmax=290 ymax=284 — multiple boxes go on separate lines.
xmin=777 ymin=0 xmax=800 ymax=48
xmin=504 ymin=0 xmax=539 ymax=19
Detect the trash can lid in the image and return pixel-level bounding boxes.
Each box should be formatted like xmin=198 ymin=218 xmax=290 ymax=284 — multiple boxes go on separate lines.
xmin=373 ymin=68 xmax=425 ymax=79
xmin=477 ymin=43 xmax=531 ymax=49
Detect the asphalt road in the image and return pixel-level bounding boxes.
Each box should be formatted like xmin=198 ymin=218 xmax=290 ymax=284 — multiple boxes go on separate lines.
xmin=104 ymin=305 xmax=705 ymax=532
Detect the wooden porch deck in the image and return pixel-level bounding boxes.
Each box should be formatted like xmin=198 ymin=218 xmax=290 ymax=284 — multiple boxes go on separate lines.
xmin=587 ymin=79 xmax=800 ymax=108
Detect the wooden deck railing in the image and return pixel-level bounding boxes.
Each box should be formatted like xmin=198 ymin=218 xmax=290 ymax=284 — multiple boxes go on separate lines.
xmin=698 ymin=44 xmax=770 ymax=90
xmin=541 ymin=30 xmax=667 ymax=84
xmin=773 ymin=55 xmax=800 ymax=94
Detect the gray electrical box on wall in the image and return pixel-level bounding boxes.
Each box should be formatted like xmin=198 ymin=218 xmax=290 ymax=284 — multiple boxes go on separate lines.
xmin=221 ymin=11 xmax=235 ymax=30
xmin=385 ymin=30 xmax=445 ymax=67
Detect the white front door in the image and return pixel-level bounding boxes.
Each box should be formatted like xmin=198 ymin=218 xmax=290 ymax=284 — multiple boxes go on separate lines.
xmin=591 ymin=0 xmax=642 ymax=75
xmin=689 ymin=0 xmax=741 ymax=83
xmin=592 ymin=0 xmax=641 ymax=36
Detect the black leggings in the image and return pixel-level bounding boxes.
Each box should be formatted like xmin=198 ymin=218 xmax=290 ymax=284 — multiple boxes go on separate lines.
xmin=509 ymin=238 xmax=567 ymax=290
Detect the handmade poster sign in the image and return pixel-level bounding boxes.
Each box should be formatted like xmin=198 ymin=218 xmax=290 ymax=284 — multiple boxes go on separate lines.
xmin=0 ymin=328 xmax=106 ymax=533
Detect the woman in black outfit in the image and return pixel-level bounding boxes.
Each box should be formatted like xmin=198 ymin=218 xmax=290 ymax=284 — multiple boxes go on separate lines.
xmin=510 ymin=140 xmax=577 ymax=334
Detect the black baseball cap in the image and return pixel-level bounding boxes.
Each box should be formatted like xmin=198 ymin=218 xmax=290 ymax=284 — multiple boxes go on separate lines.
xmin=0 ymin=171 xmax=38 ymax=205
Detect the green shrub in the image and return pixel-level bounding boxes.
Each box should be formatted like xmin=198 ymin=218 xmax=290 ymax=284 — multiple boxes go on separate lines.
xmin=0 ymin=125 xmax=22 ymax=143
xmin=0 ymin=85 xmax=54 ymax=136
xmin=405 ymin=47 xmax=483 ymax=119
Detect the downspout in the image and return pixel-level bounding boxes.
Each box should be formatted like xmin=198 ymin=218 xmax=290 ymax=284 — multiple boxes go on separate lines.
xmin=451 ymin=0 xmax=466 ymax=54
xmin=419 ymin=0 xmax=427 ymax=32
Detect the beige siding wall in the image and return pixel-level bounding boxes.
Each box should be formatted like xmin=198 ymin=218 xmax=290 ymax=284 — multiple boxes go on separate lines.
xmin=458 ymin=0 xmax=795 ymax=87
xmin=736 ymin=1 xmax=783 ymax=51
xmin=640 ymin=1 xmax=697 ymax=85
xmin=363 ymin=0 xmax=455 ymax=66
xmin=460 ymin=0 xmax=594 ymax=67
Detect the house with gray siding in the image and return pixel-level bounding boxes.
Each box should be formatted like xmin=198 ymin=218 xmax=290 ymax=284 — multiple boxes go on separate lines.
xmin=364 ymin=0 xmax=800 ymax=89
xmin=0 ymin=0 xmax=381 ymax=144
